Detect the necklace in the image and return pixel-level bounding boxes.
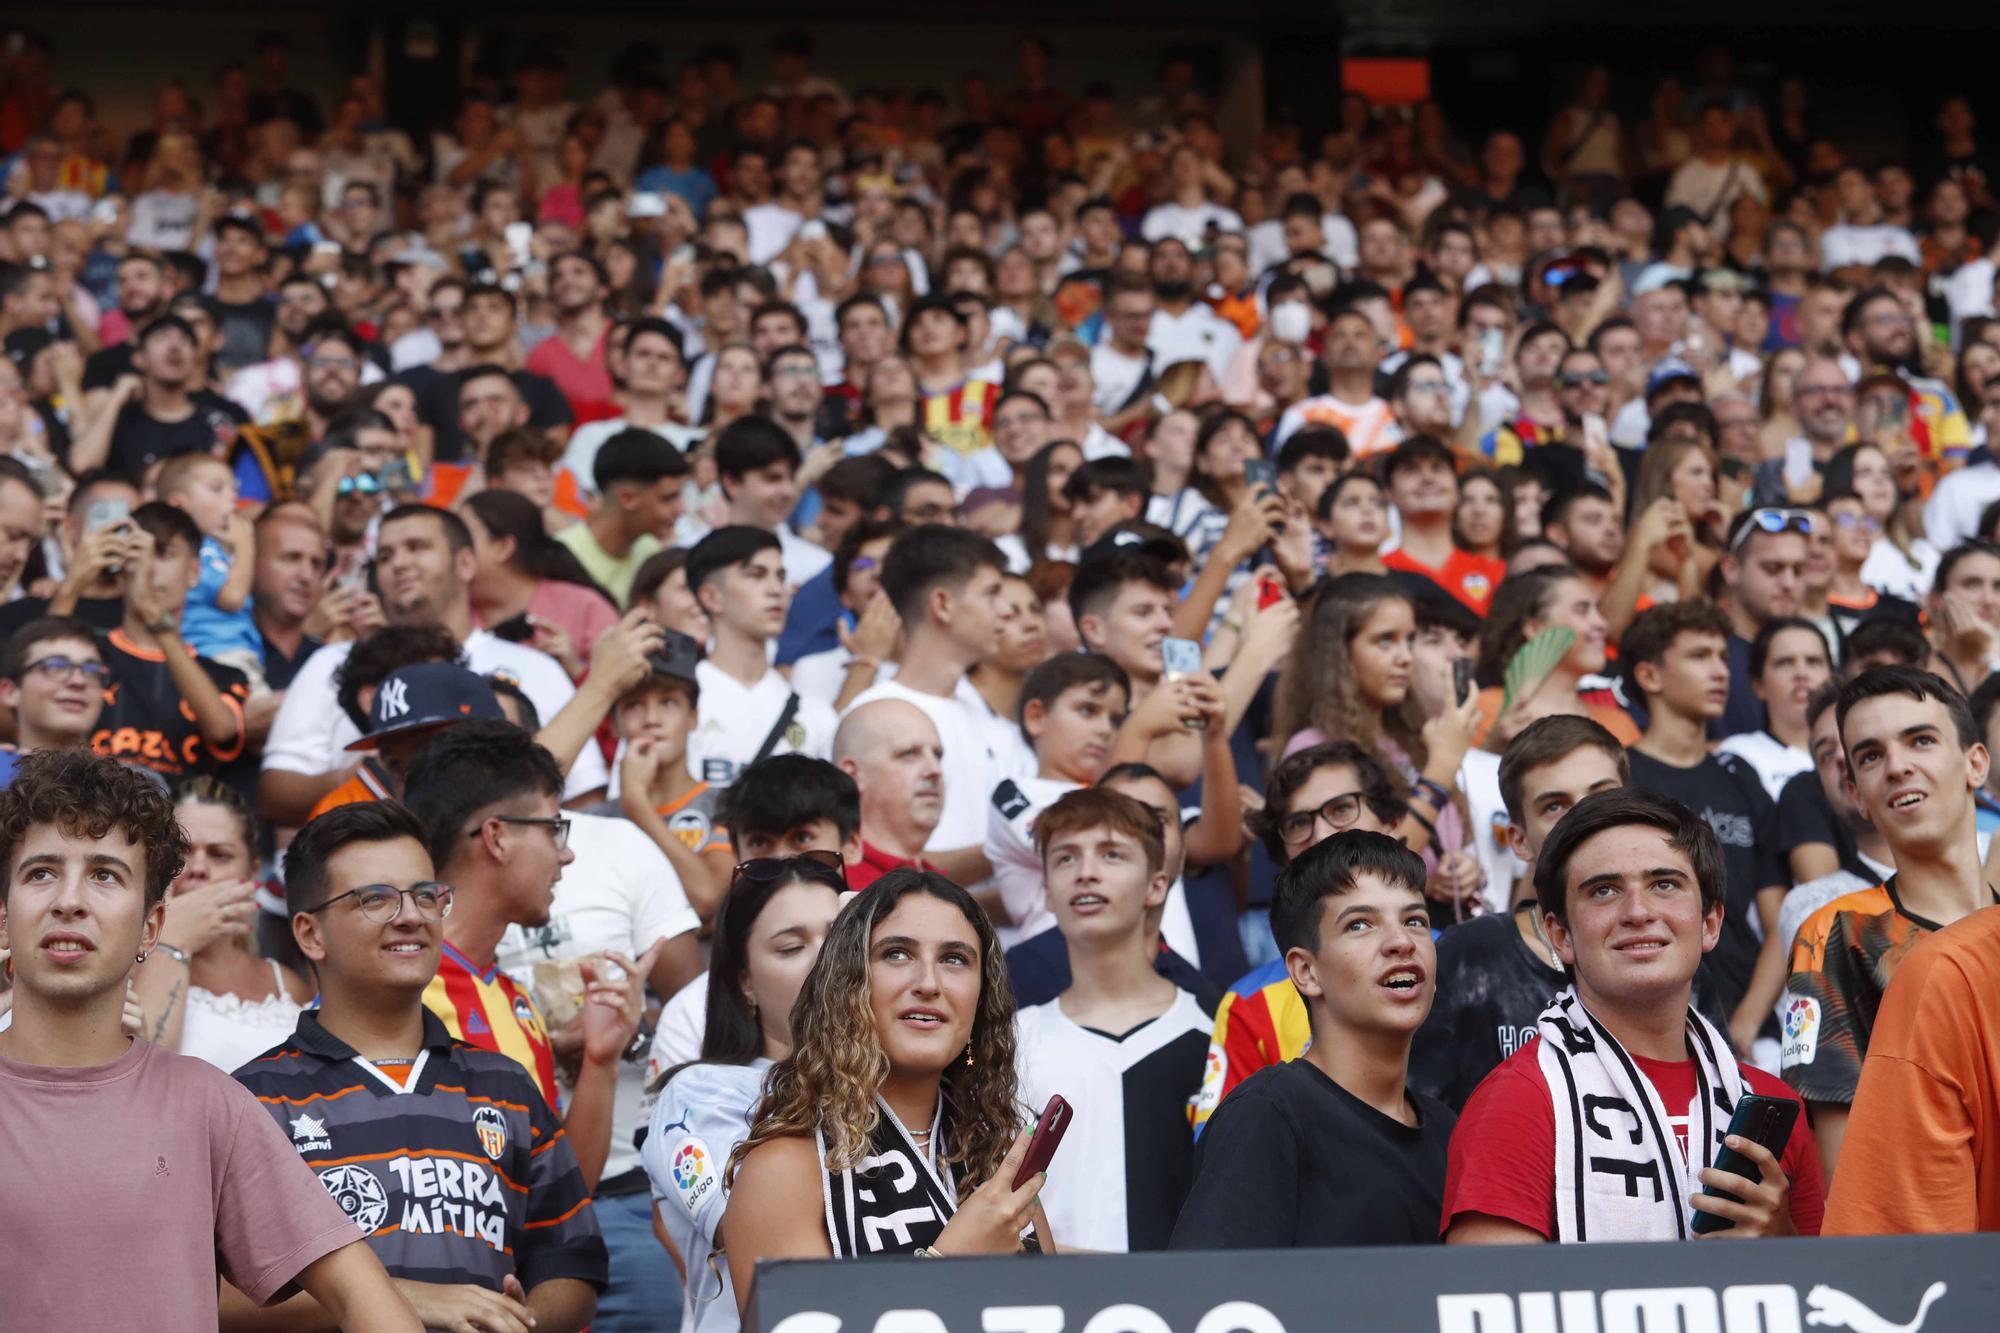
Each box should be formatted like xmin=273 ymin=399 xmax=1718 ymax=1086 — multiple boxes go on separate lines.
xmin=1516 ymin=901 xmax=1561 ymax=970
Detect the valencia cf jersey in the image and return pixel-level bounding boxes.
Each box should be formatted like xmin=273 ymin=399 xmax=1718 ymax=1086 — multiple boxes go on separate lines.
xmin=92 ymin=629 xmax=249 ymax=778
xmin=920 ymin=379 xmax=1000 ymax=457
xmin=424 ymin=941 xmax=561 ymax=1113
xmin=235 ymin=1009 xmax=606 ymax=1293
xmin=1187 ymin=957 xmax=1310 ymax=1135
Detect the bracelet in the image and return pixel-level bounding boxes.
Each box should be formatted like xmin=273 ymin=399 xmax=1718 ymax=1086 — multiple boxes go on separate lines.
xmin=913 ymin=1246 xmax=943 ymax=1259
xmin=153 ymin=941 xmax=192 ymax=966
xmin=1412 ymin=776 xmax=1452 ymax=808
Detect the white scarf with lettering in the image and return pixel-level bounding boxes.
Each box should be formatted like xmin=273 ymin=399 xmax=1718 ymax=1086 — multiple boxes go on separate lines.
xmin=1535 ymin=987 xmax=1744 ymax=1242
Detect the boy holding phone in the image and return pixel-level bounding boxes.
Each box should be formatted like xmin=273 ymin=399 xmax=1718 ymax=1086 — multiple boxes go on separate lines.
xmin=1443 ymin=788 xmax=1824 ymax=1244
xmin=1172 ymin=830 xmax=1455 ymax=1249
xmin=1014 ymin=788 xmax=1212 ymax=1252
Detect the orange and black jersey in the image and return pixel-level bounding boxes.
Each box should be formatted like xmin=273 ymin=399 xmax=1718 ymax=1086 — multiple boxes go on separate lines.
xmin=92 ymin=629 xmax=248 ymax=778
xmin=234 ymin=1009 xmax=606 ymax=1294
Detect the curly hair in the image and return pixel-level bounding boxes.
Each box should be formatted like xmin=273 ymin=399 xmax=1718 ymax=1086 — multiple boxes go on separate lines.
xmin=1270 ymin=572 xmax=1421 ymax=762
xmin=335 ymin=625 xmax=464 ymax=731
xmin=0 ymin=749 xmax=187 ymax=907
xmin=729 ymin=870 xmax=1023 ymax=1196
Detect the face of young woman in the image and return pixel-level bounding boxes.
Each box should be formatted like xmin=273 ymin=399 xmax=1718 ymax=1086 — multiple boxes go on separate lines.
xmin=1348 ymin=598 xmax=1416 ymax=708
xmin=1756 ymin=626 xmax=1832 ymax=734
xmin=741 ymin=880 xmax=843 ymax=1057
xmin=867 ymin=893 xmax=986 ymax=1076
xmin=1146 ymin=410 xmax=1198 ymax=475
xmin=1325 ymin=478 xmax=1388 ymax=551
xmin=1044 ymin=444 xmax=1083 ymax=511
xmin=1455 ymin=478 xmax=1506 ymax=550
xmin=1195 ymin=419 xmax=1259 ymax=488
xmin=1669 ymin=448 xmax=1716 ymax=513
xmin=1530 ymin=576 xmax=1610 ymax=676
xmin=1849 ymin=446 xmax=1898 ymax=521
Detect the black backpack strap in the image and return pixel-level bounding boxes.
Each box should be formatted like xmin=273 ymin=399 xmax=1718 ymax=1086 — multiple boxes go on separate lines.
xmin=751 ymin=692 xmax=802 ymax=768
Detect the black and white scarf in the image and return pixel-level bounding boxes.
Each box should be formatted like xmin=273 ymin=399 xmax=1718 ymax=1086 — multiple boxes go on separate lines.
xmin=1535 ymin=987 xmax=1745 ymax=1242
xmin=818 ymin=1096 xmax=959 ymax=1257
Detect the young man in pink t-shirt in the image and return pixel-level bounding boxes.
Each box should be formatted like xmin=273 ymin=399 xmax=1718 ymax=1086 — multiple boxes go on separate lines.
xmin=0 ymin=749 xmax=419 ymax=1330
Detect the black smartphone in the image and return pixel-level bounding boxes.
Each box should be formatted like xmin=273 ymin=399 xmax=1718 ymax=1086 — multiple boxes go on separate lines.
xmin=1452 ymin=657 xmax=1475 ymax=706
xmin=490 ymin=613 xmax=535 ymax=643
xmin=1689 ymin=1093 xmax=1800 ymax=1234
xmin=1243 ymin=457 xmax=1277 ymax=494
xmin=1012 ymin=1095 xmax=1073 ymax=1189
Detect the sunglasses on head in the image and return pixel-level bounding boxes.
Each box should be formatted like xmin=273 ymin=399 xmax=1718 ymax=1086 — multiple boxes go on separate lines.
xmin=731 ymin=848 xmax=847 ymax=891
xmin=1729 ymin=507 xmax=1813 ymax=554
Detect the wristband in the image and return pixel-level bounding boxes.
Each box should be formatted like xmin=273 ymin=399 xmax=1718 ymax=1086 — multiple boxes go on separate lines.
xmin=153 ymin=941 xmax=192 ymax=966
xmin=1412 ymin=776 xmax=1451 ymax=808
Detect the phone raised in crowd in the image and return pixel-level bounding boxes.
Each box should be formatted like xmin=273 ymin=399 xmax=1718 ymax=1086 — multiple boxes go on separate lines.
xmin=1161 ymin=637 xmax=1201 ymax=679
xmin=1242 ymin=457 xmax=1277 ymax=495
xmin=1452 ymin=657 xmax=1476 ymax=707
xmin=1012 ymin=1095 xmax=1074 ymax=1189
xmin=85 ymin=499 xmax=130 ymax=535
xmin=1689 ymin=1093 xmax=1800 ymax=1234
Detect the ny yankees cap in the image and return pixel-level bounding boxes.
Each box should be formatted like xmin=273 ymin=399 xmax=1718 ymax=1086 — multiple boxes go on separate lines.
xmin=346 ymin=661 xmax=504 ymax=751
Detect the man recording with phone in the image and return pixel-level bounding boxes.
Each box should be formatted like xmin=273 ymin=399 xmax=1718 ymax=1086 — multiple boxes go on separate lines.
xmin=1443 ymin=787 xmax=1824 ymax=1244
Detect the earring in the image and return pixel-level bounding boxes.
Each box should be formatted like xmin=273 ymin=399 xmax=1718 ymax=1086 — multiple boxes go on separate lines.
xmin=134 ymin=951 xmax=149 ymax=964
xmin=963 ymin=1043 xmax=974 ymax=1069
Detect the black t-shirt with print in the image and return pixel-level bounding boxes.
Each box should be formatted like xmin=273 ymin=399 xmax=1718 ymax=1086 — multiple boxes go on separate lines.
xmin=1410 ymin=910 xmax=1566 ymax=1110
xmin=92 ymin=629 xmax=250 ymax=779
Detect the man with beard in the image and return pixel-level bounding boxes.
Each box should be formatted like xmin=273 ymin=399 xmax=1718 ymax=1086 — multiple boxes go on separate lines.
xmin=833 ymin=696 xmax=944 ymax=889
xmin=259 ymin=504 xmax=606 ymax=826
xmin=1544 ymin=482 xmax=1625 ymax=598
xmin=412 ymin=282 xmax=571 ymax=462
xmin=223 ymin=272 xmax=362 ymax=425
xmin=80 ymin=253 xmax=168 ymax=392
xmin=1841 ymin=286 xmax=1971 ymax=463
xmin=1479 ymin=321 xmax=1572 ymax=467
xmin=293 ymin=323 xmax=368 ymax=443
xmin=525 ymin=252 xmax=615 ymax=419
xmin=1756 ymin=358 xmax=1855 ymax=505
xmin=68 ymin=315 xmax=248 ymax=477
xmin=1146 ymin=236 xmax=1241 ymax=386
xmin=1386 ymin=355 xmax=1456 ymax=444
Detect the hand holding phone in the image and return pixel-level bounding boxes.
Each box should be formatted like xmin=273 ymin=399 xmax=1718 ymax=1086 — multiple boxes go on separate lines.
xmin=1452 ymin=656 xmax=1476 ymax=706
xmin=1690 ymin=1094 xmax=1800 ymax=1234
xmin=1012 ymin=1095 xmax=1073 ymax=1189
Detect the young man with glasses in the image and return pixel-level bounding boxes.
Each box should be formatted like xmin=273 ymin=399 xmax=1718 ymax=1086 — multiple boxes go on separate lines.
xmin=1716 ymin=506 xmax=1812 ymax=737
xmin=401 ymin=720 xmax=647 ymax=1190
xmin=1189 ymin=741 xmax=1409 ymax=1134
xmin=0 ymin=615 xmax=107 ymax=785
xmin=232 ymin=799 xmax=608 ymax=1333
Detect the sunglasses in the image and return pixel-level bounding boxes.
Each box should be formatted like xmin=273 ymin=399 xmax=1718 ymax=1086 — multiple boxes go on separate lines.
xmin=336 ymin=472 xmax=383 ymax=497
xmin=731 ymin=848 xmax=847 ymax=890
xmin=1833 ymin=511 xmax=1882 ymax=533
xmin=1559 ymin=371 xmax=1610 ymax=387
xmin=1729 ymin=507 xmax=1813 ymax=553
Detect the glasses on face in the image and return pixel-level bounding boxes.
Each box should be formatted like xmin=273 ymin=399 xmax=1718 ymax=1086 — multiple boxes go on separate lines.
xmin=1278 ymin=792 xmax=1366 ymax=846
xmin=309 ymin=881 xmax=454 ymax=923
xmin=731 ymin=848 xmax=846 ymax=890
xmin=772 ymin=363 xmax=819 ymax=381
xmin=23 ymin=655 xmax=111 ymax=685
xmin=1833 ymin=511 xmax=1882 ymax=533
xmin=336 ymin=472 xmax=383 ymax=497
xmin=1729 ymin=507 xmax=1814 ymax=553
xmin=1407 ymin=379 xmax=1449 ymax=396
xmin=1559 ymin=371 xmax=1610 ymax=387
xmin=476 ymin=814 xmax=571 ymax=850
xmin=309 ymin=355 xmax=359 ymax=372
xmin=848 ymin=555 xmax=880 ymax=575
xmin=1798 ymin=383 xmax=1853 ymax=399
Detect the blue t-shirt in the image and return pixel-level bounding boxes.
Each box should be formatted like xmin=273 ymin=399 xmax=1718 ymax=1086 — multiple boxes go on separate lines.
xmin=633 ymin=165 xmax=718 ymax=220
xmin=180 ymin=533 xmax=263 ymax=662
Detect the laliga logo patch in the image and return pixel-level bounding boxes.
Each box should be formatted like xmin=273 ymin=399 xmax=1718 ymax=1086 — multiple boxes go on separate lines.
xmin=318 ymin=1163 xmax=390 ymax=1235
xmin=672 ymin=1137 xmax=719 ymax=1210
xmin=474 ymin=1105 xmax=508 ymax=1160
xmin=1781 ymin=995 xmax=1820 ymax=1066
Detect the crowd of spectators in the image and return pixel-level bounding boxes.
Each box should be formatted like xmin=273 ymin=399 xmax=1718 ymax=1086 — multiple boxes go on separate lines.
xmin=4 ymin=23 xmax=2000 ymax=1333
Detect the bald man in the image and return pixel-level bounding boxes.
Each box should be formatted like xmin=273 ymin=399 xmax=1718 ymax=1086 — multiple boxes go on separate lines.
xmin=833 ymin=697 xmax=946 ymax=889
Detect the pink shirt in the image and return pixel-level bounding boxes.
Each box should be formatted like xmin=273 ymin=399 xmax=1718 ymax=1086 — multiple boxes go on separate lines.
xmin=525 ymin=324 xmax=615 ymax=419
xmin=0 ymin=1036 xmax=357 ymax=1325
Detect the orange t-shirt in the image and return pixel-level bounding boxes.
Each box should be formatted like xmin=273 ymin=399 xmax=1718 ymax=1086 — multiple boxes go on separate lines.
xmin=1382 ymin=547 xmax=1505 ymax=615
xmin=1823 ymin=906 xmax=2000 ymax=1234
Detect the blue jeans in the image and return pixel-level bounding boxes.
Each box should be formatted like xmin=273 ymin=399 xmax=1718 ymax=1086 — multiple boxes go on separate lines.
xmin=592 ymin=1189 xmax=685 ymax=1332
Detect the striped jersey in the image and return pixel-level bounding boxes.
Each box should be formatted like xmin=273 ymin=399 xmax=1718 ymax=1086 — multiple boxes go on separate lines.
xmin=424 ymin=941 xmax=560 ymax=1113
xmin=920 ymin=379 xmax=1000 ymax=457
xmin=234 ymin=1009 xmax=607 ymax=1293
xmin=1186 ymin=958 xmax=1310 ymax=1134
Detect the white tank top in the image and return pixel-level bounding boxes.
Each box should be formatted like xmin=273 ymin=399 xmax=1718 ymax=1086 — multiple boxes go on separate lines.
xmin=180 ymin=960 xmax=303 ymax=1075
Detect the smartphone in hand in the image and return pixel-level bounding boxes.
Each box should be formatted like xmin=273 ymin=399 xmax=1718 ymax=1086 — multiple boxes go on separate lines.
xmin=1013 ymin=1095 xmax=1074 ymax=1189
xmin=1690 ymin=1094 xmax=1800 ymax=1234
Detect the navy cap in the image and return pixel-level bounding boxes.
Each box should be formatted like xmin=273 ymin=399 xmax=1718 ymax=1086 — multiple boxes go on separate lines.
xmin=347 ymin=662 xmax=504 ymax=751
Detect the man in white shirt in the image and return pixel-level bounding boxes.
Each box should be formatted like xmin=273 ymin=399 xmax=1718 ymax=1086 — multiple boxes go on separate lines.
xmin=1926 ymin=374 xmax=2000 ymax=551
xmin=1663 ymin=103 xmax=1767 ymax=242
xmin=742 ymin=143 xmax=822 ymax=265
xmin=1091 ymin=274 xmax=1157 ymax=415
xmin=258 ymin=505 xmax=608 ymax=827
xmin=1274 ymin=305 xmax=1396 ymax=455
xmin=1141 ymin=145 xmax=1244 ymax=244
xmin=559 ymin=319 xmax=703 ymax=502
xmin=1146 ymin=236 xmax=1242 ymax=384
xmin=683 ymin=525 xmax=837 ymax=788
xmin=1819 ymin=167 xmax=1921 ymax=275
xmin=843 ymin=525 xmax=1015 ymax=889
xmin=712 ymin=416 xmax=832 ymax=586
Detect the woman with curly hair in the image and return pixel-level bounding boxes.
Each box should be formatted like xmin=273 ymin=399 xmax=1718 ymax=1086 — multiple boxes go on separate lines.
xmin=722 ymin=870 xmax=1050 ymax=1310
xmin=643 ymin=851 xmax=845 ymax=1333
xmin=1270 ymin=573 xmax=1485 ymax=918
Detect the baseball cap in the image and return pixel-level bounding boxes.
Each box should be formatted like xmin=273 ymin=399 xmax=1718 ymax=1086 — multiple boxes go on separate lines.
xmin=1631 ymin=262 xmax=1690 ymax=296
xmin=646 ymin=630 xmax=704 ymax=686
xmin=1645 ymin=357 xmax=1702 ymax=398
xmin=1696 ymin=267 xmax=1751 ymax=294
xmin=346 ymin=662 xmax=504 ymax=751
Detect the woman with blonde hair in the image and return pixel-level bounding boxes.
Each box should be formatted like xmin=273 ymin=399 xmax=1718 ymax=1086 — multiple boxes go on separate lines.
xmin=722 ymin=870 xmax=1050 ymax=1309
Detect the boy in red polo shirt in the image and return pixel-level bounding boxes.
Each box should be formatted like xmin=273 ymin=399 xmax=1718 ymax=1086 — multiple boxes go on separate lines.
xmin=1380 ymin=435 xmax=1504 ymax=616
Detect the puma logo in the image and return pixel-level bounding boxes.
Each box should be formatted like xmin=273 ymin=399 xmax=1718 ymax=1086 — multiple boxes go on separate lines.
xmin=1805 ymin=1281 xmax=1947 ymax=1333
xmin=658 ymin=1112 xmax=693 ymax=1137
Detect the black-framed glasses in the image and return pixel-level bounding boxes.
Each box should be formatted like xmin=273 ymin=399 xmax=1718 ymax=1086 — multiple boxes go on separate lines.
xmin=308 ymin=881 xmax=454 ymax=923
xmin=23 ymin=655 xmax=112 ymax=685
xmin=1559 ymin=371 xmax=1610 ymax=387
xmin=1729 ymin=507 xmax=1813 ymax=554
xmin=474 ymin=815 xmax=571 ymax=851
xmin=1278 ymin=792 xmax=1367 ymax=845
xmin=731 ymin=848 xmax=846 ymax=891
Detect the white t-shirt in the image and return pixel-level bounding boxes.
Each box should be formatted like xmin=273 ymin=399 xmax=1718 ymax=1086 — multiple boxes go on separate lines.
xmin=1013 ymin=990 xmax=1212 ymax=1252
xmin=1148 ymin=304 xmax=1243 ymax=384
xmin=1459 ymin=748 xmax=1528 ymax=916
xmin=496 ymin=810 xmax=701 ymax=1182
xmin=642 ymin=1060 xmax=770 ymax=1333
xmin=790 ymin=644 xmax=856 ymax=709
xmin=774 ymin=523 xmax=833 ymax=588
xmin=843 ymin=679 xmax=996 ymax=851
xmin=260 ymin=628 xmax=609 ymax=798
xmin=1090 ymin=343 xmax=1151 ymax=414
xmin=1925 ymin=462 xmax=2000 ymax=554
xmin=743 ymin=202 xmax=805 ymax=265
xmin=649 ymin=971 xmax=710 ymax=1075
xmin=1272 ymin=393 xmax=1397 ymax=456
xmin=1860 ymin=535 xmax=1939 ymax=602
xmin=1819 ymin=223 xmax=1921 ymax=272
xmin=686 ymin=660 xmax=837 ymax=787
xmin=1140 ymin=201 xmax=1243 ymax=244
xmin=986 ymin=773 xmax=1078 ymax=941
xmin=1715 ymin=730 xmax=1815 ymax=806
xmin=558 ymin=417 xmax=703 ymax=502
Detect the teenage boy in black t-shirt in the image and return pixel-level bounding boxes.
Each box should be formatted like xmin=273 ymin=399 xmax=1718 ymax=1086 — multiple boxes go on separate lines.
xmin=1170 ymin=830 xmax=1455 ymax=1249
xmin=1412 ymin=715 xmax=1629 ymax=1108
xmin=1620 ymin=600 xmax=1787 ymax=1057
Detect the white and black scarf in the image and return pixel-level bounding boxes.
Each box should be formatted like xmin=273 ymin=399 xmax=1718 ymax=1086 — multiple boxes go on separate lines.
xmin=818 ymin=1096 xmax=959 ymax=1257
xmin=1535 ymin=987 xmax=1745 ymax=1242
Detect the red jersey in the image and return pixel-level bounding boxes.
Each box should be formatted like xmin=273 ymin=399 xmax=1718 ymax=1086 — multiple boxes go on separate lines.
xmin=1441 ymin=1036 xmax=1825 ymax=1239
xmin=423 ymin=940 xmax=560 ymax=1113
xmin=847 ymin=841 xmax=932 ymax=891
xmin=1382 ymin=547 xmax=1505 ymax=616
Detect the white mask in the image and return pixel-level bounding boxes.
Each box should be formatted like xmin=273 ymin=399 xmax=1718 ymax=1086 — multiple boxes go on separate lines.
xmin=1268 ymin=301 xmax=1312 ymax=345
